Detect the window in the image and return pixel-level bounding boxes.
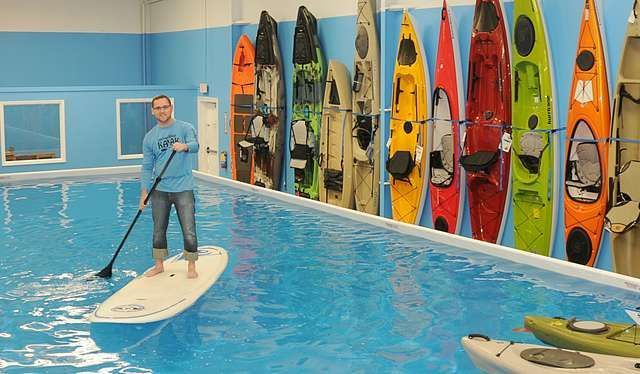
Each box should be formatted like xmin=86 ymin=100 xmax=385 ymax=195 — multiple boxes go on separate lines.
xmin=1 ymin=100 xmax=66 ymax=166
xmin=116 ymin=98 xmax=157 ymax=159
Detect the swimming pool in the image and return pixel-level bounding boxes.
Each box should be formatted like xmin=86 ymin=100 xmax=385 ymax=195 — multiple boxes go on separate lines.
xmin=2 ymin=174 xmax=640 ymax=373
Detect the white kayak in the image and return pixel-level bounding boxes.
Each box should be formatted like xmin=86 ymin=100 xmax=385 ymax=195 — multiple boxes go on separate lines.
xmin=461 ymin=335 xmax=640 ymax=373
xmin=90 ymin=245 xmax=228 ymax=324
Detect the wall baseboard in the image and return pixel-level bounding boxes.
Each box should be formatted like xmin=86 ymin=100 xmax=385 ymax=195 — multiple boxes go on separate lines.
xmin=0 ymin=165 xmax=140 ymax=183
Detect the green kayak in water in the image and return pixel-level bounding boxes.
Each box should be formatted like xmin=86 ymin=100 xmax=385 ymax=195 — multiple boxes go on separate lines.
xmin=289 ymin=6 xmax=325 ymax=200
xmin=525 ymin=315 xmax=640 ymax=358
xmin=511 ymin=0 xmax=558 ymax=256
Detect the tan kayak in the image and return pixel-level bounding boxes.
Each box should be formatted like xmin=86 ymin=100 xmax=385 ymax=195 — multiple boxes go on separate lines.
xmin=352 ymin=0 xmax=380 ymax=215
xmin=606 ymin=0 xmax=640 ymax=277
xmin=319 ymin=60 xmax=354 ymax=208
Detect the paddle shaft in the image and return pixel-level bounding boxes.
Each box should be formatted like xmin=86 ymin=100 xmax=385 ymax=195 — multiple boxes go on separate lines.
xmin=96 ymin=150 xmax=177 ymax=278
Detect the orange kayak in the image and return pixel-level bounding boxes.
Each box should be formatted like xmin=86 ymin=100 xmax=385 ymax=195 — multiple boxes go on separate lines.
xmin=564 ymin=0 xmax=610 ymax=266
xmin=230 ymin=35 xmax=255 ymax=183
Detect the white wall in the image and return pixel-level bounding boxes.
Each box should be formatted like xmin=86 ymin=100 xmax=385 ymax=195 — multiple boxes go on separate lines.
xmin=232 ymin=0 xmax=359 ymax=23
xmin=0 ymin=0 xmax=142 ymax=33
xmin=145 ymin=0 xmax=231 ymax=32
xmin=0 ymin=0 xmax=516 ymax=34
xmin=144 ymin=0 xmax=517 ymax=33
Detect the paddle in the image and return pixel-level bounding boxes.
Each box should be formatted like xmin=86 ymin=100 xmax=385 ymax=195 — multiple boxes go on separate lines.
xmin=96 ymin=150 xmax=177 ymax=278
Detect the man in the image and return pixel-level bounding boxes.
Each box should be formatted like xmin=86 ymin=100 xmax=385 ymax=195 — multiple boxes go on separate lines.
xmin=140 ymin=95 xmax=200 ymax=278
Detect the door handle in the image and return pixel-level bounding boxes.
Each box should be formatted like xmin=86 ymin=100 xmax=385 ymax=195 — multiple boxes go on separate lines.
xmin=206 ymin=147 xmax=217 ymax=155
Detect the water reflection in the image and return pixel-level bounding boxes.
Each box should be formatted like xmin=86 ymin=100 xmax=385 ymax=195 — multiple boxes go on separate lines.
xmin=116 ymin=181 xmax=124 ymax=218
xmin=3 ymin=186 xmax=12 ymax=228
xmin=58 ymin=182 xmax=71 ymax=229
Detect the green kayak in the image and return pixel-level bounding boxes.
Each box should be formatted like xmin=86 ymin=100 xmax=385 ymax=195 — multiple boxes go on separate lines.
xmin=525 ymin=315 xmax=640 ymax=358
xmin=289 ymin=6 xmax=325 ymax=200
xmin=511 ymin=0 xmax=558 ymax=256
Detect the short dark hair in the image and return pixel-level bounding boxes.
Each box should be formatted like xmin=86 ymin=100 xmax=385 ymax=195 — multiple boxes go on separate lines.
xmin=151 ymin=95 xmax=172 ymax=108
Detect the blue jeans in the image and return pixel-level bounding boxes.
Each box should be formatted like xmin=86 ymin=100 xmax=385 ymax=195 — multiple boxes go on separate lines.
xmin=151 ymin=190 xmax=198 ymax=261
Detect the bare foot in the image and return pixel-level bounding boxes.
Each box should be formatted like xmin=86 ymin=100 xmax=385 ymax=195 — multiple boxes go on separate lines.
xmin=187 ymin=261 xmax=198 ymax=279
xmin=187 ymin=270 xmax=198 ymax=279
xmin=145 ymin=266 xmax=164 ymax=277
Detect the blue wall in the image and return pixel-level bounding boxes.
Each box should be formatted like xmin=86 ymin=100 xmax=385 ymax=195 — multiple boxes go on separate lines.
xmin=0 ymin=86 xmax=198 ymax=174
xmin=0 ymin=32 xmax=144 ymax=86
xmin=146 ymin=27 xmax=232 ymax=178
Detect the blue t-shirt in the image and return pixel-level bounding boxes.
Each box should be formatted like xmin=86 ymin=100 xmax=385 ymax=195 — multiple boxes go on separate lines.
xmin=141 ymin=120 xmax=199 ymax=192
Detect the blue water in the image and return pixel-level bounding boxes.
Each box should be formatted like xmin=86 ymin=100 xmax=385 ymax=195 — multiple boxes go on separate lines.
xmin=2 ymin=176 xmax=640 ymax=373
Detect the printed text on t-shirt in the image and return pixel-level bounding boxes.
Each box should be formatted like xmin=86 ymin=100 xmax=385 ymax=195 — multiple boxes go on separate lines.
xmin=157 ymin=135 xmax=180 ymax=151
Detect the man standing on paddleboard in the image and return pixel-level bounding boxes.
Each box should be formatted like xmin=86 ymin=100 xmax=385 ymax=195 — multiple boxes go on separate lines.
xmin=140 ymin=95 xmax=200 ymax=279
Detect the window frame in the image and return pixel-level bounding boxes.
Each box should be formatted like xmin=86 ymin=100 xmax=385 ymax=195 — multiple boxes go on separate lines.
xmin=0 ymin=99 xmax=67 ymax=167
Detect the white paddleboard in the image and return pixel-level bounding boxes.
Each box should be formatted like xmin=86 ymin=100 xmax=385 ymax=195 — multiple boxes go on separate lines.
xmin=90 ymin=245 xmax=228 ymax=324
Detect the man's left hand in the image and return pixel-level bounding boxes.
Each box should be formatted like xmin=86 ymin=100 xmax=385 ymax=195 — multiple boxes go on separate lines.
xmin=172 ymin=142 xmax=189 ymax=152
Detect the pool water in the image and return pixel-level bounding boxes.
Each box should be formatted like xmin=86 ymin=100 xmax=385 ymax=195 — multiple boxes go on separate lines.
xmin=2 ymin=175 xmax=640 ymax=373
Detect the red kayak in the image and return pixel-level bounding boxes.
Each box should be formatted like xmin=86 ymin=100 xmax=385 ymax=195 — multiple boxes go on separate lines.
xmin=429 ymin=0 xmax=466 ymax=234
xmin=460 ymin=0 xmax=512 ymax=244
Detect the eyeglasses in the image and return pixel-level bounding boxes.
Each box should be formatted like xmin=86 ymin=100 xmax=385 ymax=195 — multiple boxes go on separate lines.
xmin=153 ymin=105 xmax=171 ymax=111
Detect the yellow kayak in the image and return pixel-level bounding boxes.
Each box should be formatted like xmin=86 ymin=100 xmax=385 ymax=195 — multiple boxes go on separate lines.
xmin=386 ymin=10 xmax=430 ymax=224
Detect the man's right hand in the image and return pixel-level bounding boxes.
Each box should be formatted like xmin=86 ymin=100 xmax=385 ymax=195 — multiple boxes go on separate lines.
xmin=139 ymin=190 xmax=148 ymax=211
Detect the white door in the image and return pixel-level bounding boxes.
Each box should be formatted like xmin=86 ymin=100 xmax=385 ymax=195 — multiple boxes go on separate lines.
xmin=197 ymin=97 xmax=219 ymax=175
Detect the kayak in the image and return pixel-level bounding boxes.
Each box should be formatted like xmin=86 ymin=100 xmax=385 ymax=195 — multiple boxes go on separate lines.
xmin=352 ymin=0 xmax=381 ymax=215
xmin=318 ymin=60 xmax=354 ymax=208
xmin=245 ymin=10 xmax=285 ymax=190
xmin=511 ymin=0 xmax=558 ymax=256
xmin=387 ymin=10 xmax=430 ymax=224
xmin=606 ymin=0 xmax=640 ymax=277
xmin=461 ymin=0 xmax=512 ymax=244
xmin=564 ymin=0 xmax=610 ymax=266
xmin=230 ymin=35 xmax=255 ymax=184
xmin=462 ymin=334 xmax=640 ymax=373
xmin=525 ymin=315 xmax=640 ymax=358
xmin=429 ymin=0 xmax=465 ymax=234
xmin=289 ymin=6 xmax=325 ymax=200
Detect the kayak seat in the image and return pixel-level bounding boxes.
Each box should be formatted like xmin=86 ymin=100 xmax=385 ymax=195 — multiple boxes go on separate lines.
xmin=353 ymin=115 xmax=376 ymax=164
xmin=430 ymin=134 xmax=455 ymax=186
xmin=460 ymin=150 xmax=498 ymax=173
xmin=323 ymin=168 xmax=343 ymax=192
xmin=386 ymin=150 xmax=414 ymax=182
xmin=240 ymin=115 xmax=271 ymax=156
xmin=565 ymin=142 xmax=601 ymax=192
xmin=606 ymin=160 xmax=640 ymax=233
xmin=576 ymin=142 xmax=600 ymax=185
xmin=289 ymin=120 xmax=314 ymax=170
xmin=516 ymin=131 xmax=547 ymax=174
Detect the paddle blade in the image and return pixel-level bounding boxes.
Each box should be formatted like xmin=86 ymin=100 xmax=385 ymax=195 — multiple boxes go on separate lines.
xmin=512 ymin=326 xmax=531 ymax=333
xmin=96 ymin=265 xmax=113 ymax=278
